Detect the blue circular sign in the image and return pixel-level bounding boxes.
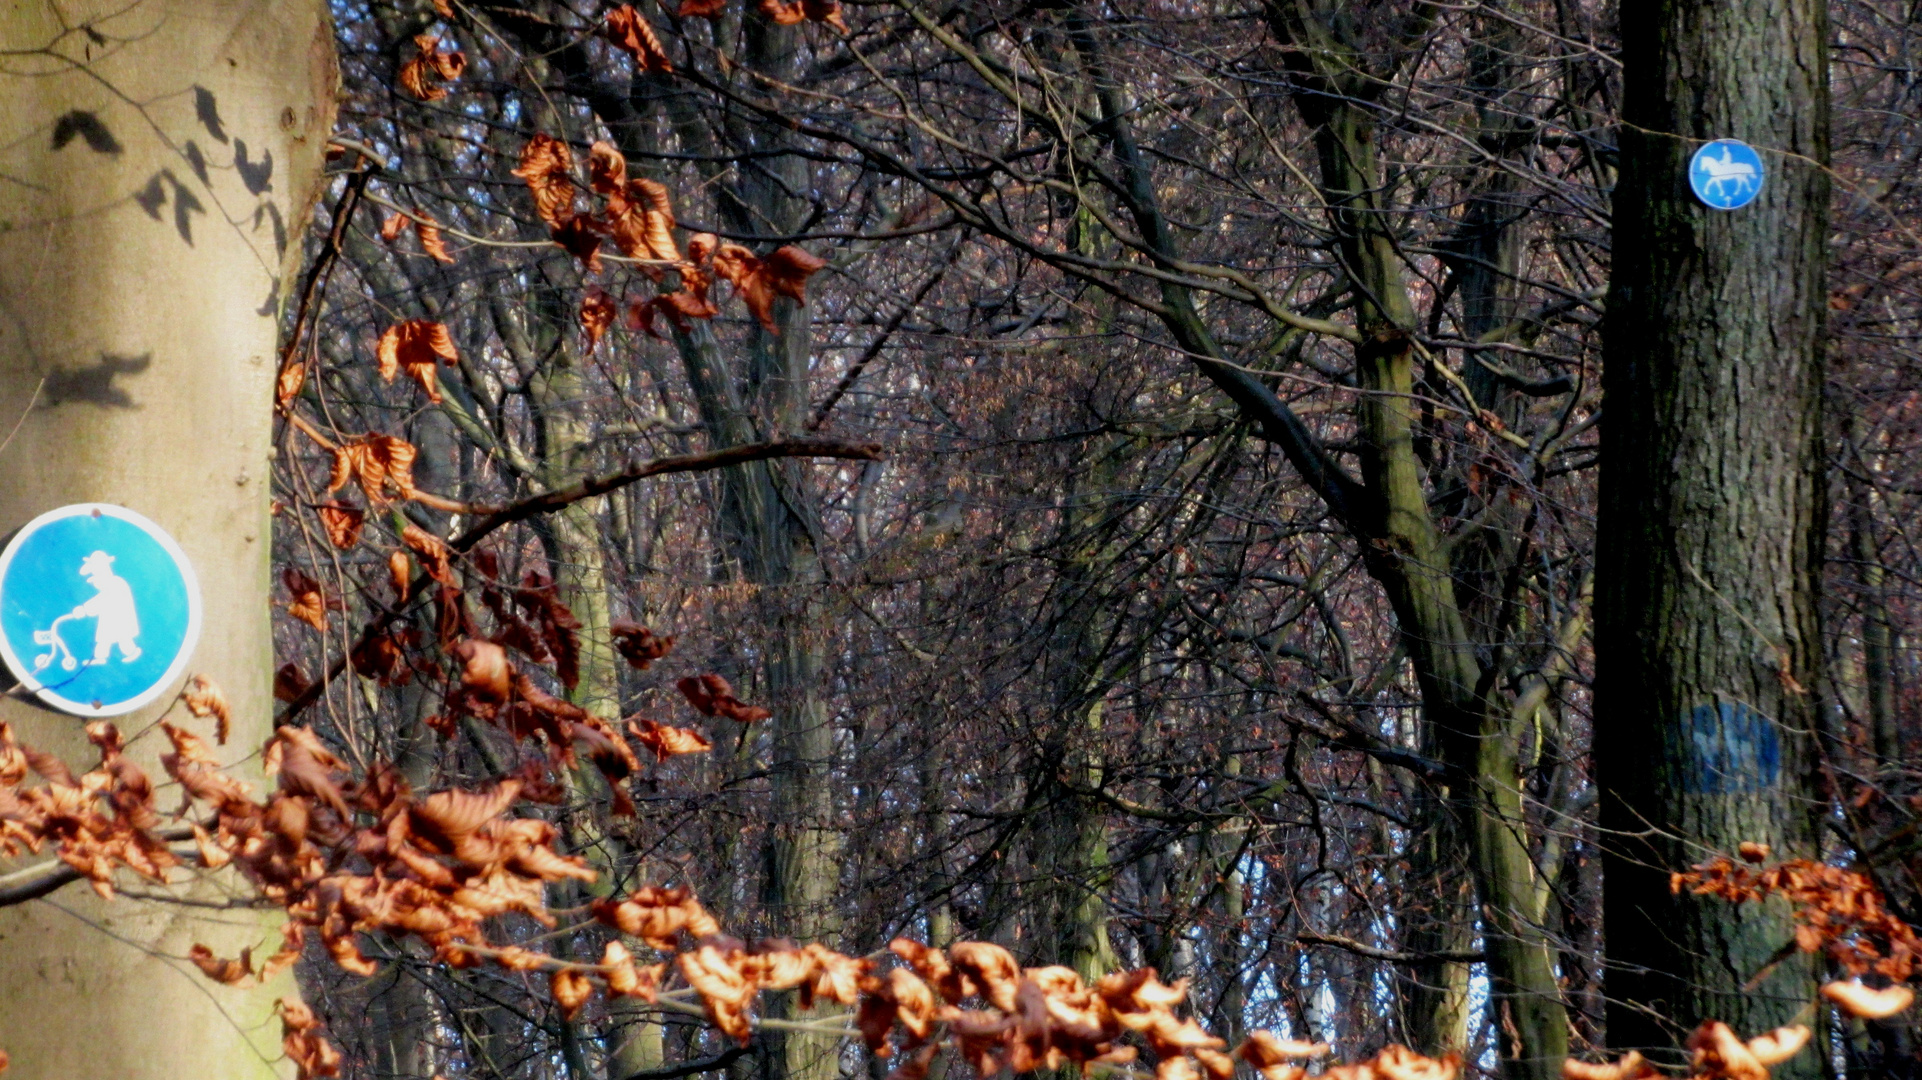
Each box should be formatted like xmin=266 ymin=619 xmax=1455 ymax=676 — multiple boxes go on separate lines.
xmin=1689 ymin=139 xmax=1766 ymax=211
xmin=0 ymin=504 xmax=202 ymax=716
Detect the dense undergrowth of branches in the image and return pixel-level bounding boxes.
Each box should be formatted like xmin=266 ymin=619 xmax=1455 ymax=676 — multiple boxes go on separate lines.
xmin=5 ymin=0 xmax=1922 ymax=1076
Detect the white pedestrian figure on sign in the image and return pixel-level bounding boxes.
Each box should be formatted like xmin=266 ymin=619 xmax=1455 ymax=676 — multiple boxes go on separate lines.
xmin=1696 ymin=145 xmax=1758 ymax=203
xmin=32 ymin=551 xmax=142 ymax=672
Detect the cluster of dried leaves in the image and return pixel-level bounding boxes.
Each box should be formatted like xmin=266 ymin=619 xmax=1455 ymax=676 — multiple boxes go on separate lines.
xmin=1564 ymin=1021 xmax=1812 ymax=1080
xmin=1673 ymin=847 xmax=1922 ymax=980
xmin=1555 ymin=848 xmax=1921 ymax=1080
xmin=398 ymin=33 xmax=467 ymax=101
xmin=12 ymin=698 xmax=1922 ymax=1080
xmin=0 ymin=720 xmax=179 ymax=898
xmin=375 ymin=318 xmax=460 ymax=402
xmin=0 ymin=660 xmax=723 ymax=1074
xmin=320 ymin=432 xmax=419 ymax=506
xmin=466 ymin=879 xmax=1386 ymax=1080
xmin=0 ymin=688 xmax=1439 ymax=1080
xmin=0 ymin=513 xmax=763 ymax=1076
xmin=379 ymin=211 xmax=455 ymax=265
xmin=510 ymin=134 xmax=827 ymax=337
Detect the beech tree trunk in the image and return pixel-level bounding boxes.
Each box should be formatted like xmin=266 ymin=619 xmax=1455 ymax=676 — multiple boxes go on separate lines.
xmin=0 ymin=1 xmax=334 ymax=1076
xmin=1596 ymin=0 xmax=1830 ymax=1065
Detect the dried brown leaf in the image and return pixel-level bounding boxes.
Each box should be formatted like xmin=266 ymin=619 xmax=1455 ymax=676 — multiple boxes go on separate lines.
xmin=377 ymin=320 xmax=459 ymax=403
xmin=1823 ymin=981 xmax=1914 ymax=1019
xmin=399 ymin=35 xmax=466 ymax=100
xmin=273 ymin=662 xmax=312 ymax=703
xmin=181 ymin=673 xmax=232 ymax=744
xmin=389 ymin=549 xmax=413 ymax=599
xmin=1747 ymin=1026 xmax=1811 ymax=1067
xmin=513 ymin=134 xmax=578 ymax=231
xmin=552 ymin=968 xmax=595 ymax=1020
xmin=452 ymin=639 xmax=512 ymax=706
xmin=284 ymin=568 xmax=330 ymax=632
xmin=189 ymin=943 xmax=253 ymax=985
xmin=581 ymin=289 xmax=617 ymax=350
xmin=1561 ymin=1052 xmax=1657 ymax=1080
xmin=276 ymin=361 xmax=306 ymax=408
xmin=626 ymin=718 xmax=712 ymax=762
xmin=401 ymin=524 xmax=457 ymax=587
xmin=610 ymin=621 xmax=674 ymax=668
xmin=603 ymin=5 xmax=673 ymax=72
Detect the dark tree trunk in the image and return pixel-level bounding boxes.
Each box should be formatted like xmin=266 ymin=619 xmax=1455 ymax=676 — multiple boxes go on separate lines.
xmin=1596 ymin=0 xmax=1830 ymax=1066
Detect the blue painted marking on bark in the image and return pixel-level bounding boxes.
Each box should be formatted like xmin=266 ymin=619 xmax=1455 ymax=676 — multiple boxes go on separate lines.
xmin=1681 ymin=702 xmax=1780 ymax=794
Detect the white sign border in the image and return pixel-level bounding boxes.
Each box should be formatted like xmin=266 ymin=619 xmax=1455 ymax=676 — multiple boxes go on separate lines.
xmin=0 ymin=503 xmax=204 ymax=717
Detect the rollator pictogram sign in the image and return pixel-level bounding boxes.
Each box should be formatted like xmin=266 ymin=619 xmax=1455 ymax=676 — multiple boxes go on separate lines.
xmin=0 ymin=504 xmax=202 ymax=716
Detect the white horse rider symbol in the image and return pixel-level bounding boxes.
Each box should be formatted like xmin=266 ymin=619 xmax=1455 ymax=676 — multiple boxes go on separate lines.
xmin=33 ymin=550 xmax=142 ymax=672
xmin=1696 ymin=145 xmax=1758 ymax=202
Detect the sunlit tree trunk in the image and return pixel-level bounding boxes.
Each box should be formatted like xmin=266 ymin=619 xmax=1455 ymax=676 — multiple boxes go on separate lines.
xmin=1596 ymin=0 xmax=1830 ymax=1067
xmin=0 ymin=1 xmax=333 ymax=1075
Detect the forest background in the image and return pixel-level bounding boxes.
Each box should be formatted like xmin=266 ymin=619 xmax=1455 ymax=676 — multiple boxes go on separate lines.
xmin=0 ymin=0 xmax=1916 ymax=1078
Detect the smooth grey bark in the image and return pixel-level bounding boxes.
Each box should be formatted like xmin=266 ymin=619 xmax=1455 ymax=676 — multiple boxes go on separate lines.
xmin=1595 ymin=0 xmax=1831 ymax=1065
xmin=0 ymin=1 xmax=335 ymax=1075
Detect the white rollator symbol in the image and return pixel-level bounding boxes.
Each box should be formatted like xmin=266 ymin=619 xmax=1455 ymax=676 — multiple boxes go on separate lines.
xmin=1696 ymin=146 xmax=1758 ymax=203
xmin=32 ymin=550 xmax=142 ymax=673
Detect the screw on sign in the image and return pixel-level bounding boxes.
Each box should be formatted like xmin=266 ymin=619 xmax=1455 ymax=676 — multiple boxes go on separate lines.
xmin=1690 ymin=139 xmax=1766 ymax=211
xmin=0 ymin=504 xmax=202 ymax=716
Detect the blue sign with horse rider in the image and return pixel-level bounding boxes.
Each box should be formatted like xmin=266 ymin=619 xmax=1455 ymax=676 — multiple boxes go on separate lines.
xmin=1689 ymin=139 xmax=1766 ymax=211
xmin=0 ymin=504 xmax=201 ymax=716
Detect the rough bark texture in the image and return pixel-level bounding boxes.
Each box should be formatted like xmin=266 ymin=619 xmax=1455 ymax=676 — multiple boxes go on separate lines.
xmin=1596 ymin=0 xmax=1830 ymax=1064
xmin=0 ymin=0 xmax=334 ymax=1075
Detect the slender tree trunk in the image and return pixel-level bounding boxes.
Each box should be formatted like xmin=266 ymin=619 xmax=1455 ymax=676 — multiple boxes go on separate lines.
xmin=1845 ymin=425 xmax=1898 ymax=768
xmin=1399 ymin=808 xmax=1474 ymax=1054
xmin=0 ymin=2 xmax=333 ymax=1075
xmin=648 ymin=22 xmax=843 ymax=1080
xmin=1596 ymin=0 xmax=1830 ymax=1065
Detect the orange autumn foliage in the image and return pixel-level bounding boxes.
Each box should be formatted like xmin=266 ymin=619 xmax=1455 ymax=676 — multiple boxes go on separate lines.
xmin=512 ymin=133 xmax=579 ymax=232
xmin=1822 ymin=980 xmax=1914 ymax=1018
xmin=603 ymin=5 xmax=674 ymax=72
xmin=377 ymin=319 xmax=460 ymax=402
xmin=314 ymin=502 xmax=364 ymax=550
xmin=1674 ymin=854 xmax=1922 ymax=980
xmin=757 ymin=0 xmax=848 ymax=31
xmin=398 ymin=33 xmax=467 ymax=101
xmin=327 ymin=433 xmax=419 ymax=503
xmin=380 ymin=211 xmax=455 ymax=263
xmin=276 ymin=360 xmax=306 ymax=408
xmin=709 ymin=240 xmax=829 ymax=331
xmin=180 ymin=673 xmax=232 ymax=745
xmin=0 ymin=692 xmax=1881 ymax=1080
xmin=509 ymin=134 xmax=827 ymax=339
xmin=626 ymin=717 xmax=713 ymax=761
xmin=282 ymin=567 xmax=335 ymax=632
xmin=677 ymin=673 xmax=772 ymax=722
xmin=610 ymin=620 xmax=674 ymax=668
xmin=280 ymin=998 xmax=343 ymax=1080
xmin=581 ymin=289 xmax=618 ymax=350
